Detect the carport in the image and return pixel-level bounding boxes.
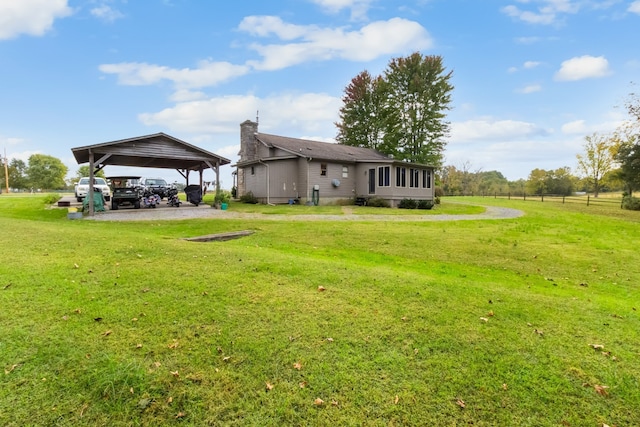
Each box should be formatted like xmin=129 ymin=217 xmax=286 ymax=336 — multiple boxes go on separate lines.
xmin=71 ymin=133 xmax=231 ymax=215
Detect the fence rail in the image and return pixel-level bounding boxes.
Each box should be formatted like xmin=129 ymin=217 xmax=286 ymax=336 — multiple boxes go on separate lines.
xmin=451 ymin=193 xmax=624 ymax=209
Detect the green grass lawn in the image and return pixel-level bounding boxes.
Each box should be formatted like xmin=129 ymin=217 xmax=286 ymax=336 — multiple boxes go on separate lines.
xmin=0 ymin=195 xmax=638 ymax=426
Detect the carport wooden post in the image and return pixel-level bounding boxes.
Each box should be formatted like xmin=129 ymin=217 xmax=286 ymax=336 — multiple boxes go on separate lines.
xmin=88 ymin=150 xmax=95 ymax=216
xmin=216 ymin=161 xmax=220 ymax=194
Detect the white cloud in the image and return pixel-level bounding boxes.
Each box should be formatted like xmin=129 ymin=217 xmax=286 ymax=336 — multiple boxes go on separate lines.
xmin=501 ymin=0 xmax=580 ymax=25
xmin=239 ymin=17 xmax=433 ymax=71
xmin=517 ymin=84 xmax=542 ymax=93
xmin=99 ymin=60 xmax=250 ymax=89
xmin=90 ymin=5 xmax=124 ymax=23
xmin=138 ymin=92 xmax=341 ymax=135
xmin=554 ymin=55 xmax=612 ymax=81
xmin=0 ymin=136 xmax=25 ymax=146
xmin=560 ymin=119 xmax=588 ymax=134
xmin=310 ymin=0 xmax=374 ymax=20
xmin=561 ymin=116 xmax=625 ymax=135
xmin=169 ymin=89 xmax=208 ymax=103
xmin=523 ymin=61 xmax=541 ymax=69
xmin=629 ymin=1 xmax=640 ymax=14
xmin=450 ymin=119 xmax=548 ymax=142
xmin=0 ymin=0 xmax=72 ymax=40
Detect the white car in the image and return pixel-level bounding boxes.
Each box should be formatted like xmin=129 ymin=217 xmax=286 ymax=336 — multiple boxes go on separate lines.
xmin=75 ymin=177 xmax=111 ymax=202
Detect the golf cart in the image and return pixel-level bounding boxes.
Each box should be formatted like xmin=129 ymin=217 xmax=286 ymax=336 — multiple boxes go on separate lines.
xmin=107 ymin=176 xmax=144 ymax=210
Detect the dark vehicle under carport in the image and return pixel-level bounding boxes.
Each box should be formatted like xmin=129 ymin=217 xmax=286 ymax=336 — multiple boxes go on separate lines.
xmin=108 ymin=176 xmax=144 ymax=210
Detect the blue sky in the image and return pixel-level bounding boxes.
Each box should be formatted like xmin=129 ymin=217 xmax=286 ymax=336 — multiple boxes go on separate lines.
xmin=1 ymin=0 xmax=639 ymax=188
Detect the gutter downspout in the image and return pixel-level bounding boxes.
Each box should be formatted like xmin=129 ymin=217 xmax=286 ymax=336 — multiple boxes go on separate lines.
xmin=258 ymin=159 xmax=275 ymax=206
xmin=307 ymin=157 xmax=312 ymax=202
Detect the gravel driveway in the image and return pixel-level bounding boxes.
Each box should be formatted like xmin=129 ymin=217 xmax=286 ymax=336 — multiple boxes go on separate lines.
xmin=84 ymin=204 xmax=523 ymax=222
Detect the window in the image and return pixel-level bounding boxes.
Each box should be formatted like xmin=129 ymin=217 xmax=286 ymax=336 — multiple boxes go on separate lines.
xmin=378 ymin=166 xmax=390 ymax=187
xmin=396 ymin=167 xmax=406 ymax=187
xmin=409 ymin=169 xmax=419 ymax=188
xmin=422 ymin=170 xmax=432 ymax=188
xmin=250 ymin=166 xmax=255 ymax=175
xmin=342 ymin=166 xmax=349 ymax=178
xmin=321 ymin=163 xmax=327 ymax=176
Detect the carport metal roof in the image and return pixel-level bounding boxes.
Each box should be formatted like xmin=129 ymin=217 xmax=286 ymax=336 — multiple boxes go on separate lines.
xmin=71 ymin=132 xmax=230 ymax=171
xmin=71 ymin=132 xmax=231 ymax=215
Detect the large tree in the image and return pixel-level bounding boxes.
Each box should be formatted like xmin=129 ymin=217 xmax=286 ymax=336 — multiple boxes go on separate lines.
xmin=1 ymin=159 xmax=28 ymax=191
xmin=614 ymin=89 xmax=640 ymax=195
xmin=336 ymin=53 xmax=453 ymax=167
xmin=576 ymin=132 xmax=617 ymax=197
xmin=335 ymin=70 xmax=388 ymax=151
xmin=27 ymin=154 xmax=68 ymax=190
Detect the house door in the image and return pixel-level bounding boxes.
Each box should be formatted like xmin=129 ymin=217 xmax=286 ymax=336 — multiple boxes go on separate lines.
xmin=368 ymin=168 xmax=375 ymax=194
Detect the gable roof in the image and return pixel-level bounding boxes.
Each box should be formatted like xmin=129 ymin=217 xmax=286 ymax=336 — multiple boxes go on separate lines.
xmin=71 ymin=132 xmax=230 ymax=171
xmin=255 ymin=133 xmax=392 ymax=163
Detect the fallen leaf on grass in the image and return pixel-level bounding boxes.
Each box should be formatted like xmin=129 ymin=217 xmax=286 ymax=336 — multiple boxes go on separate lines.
xmin=170 ymin=371 xmax=180 ymax=378
xmin=265 ymin=382 xmax=274 ymax=391
xmin=480 ymin=317 xmax=489 ymax=322
xmin=455 ymin=399 xmax=466 ymax=409
xmin=317 ymin=286 xmax=326 ymax=292
xmin=299 ymin=381 xmax=307 ymax=388
xmin=223 ymin=356 xmax=231 ymax=362
xmin=73 ymin=263 xmax=79 ymax=269
xmin=74 ymin=308 xmax=82 ymax=314
xmin=4 ymin=364 xmax=18 ymax=375
xmin=331 ymin=400 xmax=339 ymax=406
xmin=153 ymin=361 xmax=162 ymax=368
xmin=394 ymin=395 xmax=399 ymax=404
xmin=590 ymin=344 xmax=605 ymax=350
xmin=167 ymin=397 xmax=173 ymax=404
xmin=293 ymin=362 xmax=302 ymax=370
xmin=168 ymin=340 xmax=179 ymax=349
xmin=487 ymin=310 xmax=495 ymax=317
xmin=175 ymin=412 xmax=185 ymax=419
xmin=502 ymin=383 xmax=508 ymax=390
xmin=534 ymin=329 xmax=544 ymax=336
xmin=594 ymin=385 xmax=609 ymax=396
xmin=102 ymin=330 xmax=112 ymax=336
xmin=136 ymin=344 xmax=143 ymax=349
xmin=326 ymin=338 xmax=334 ymax=342
xmin=314 ymin=398 xmax=324 ymax=406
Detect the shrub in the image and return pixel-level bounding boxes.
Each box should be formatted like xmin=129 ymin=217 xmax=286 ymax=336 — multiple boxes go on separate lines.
xmin=214 ymin=190 xmax=231 ymax=204
xmin=398 ymin=198 xmax=417 ymax=209
xmin=43 ymin=193 xmax=61 ymax=205
xmin=367 ymin=197 xmax=390 ymax=208
xmin=239 ymin=191 xmax=259 ymax=204
xmin=417 ymin=199 xmax=434 ymax=210
xmin=435 ymin=196 xmax=441 ymax=205
xmin=622 ymin=195 xmax=640 ymax=211
xmin=231 ymin=186 xmax=237 ymax=198
xmin=434 ymin=187 xmax=444 ymax=198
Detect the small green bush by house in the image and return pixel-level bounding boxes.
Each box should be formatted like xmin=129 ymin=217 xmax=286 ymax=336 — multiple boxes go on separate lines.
xmin=417 ymin=199 xmax=434 ymax=210
xmin=398 ymin=198 xmax=418 ymax=209
xmin=239 ymin=191 xmax=259 ymax=204
xmin=366 ymin=197 xmax=390 ymax=208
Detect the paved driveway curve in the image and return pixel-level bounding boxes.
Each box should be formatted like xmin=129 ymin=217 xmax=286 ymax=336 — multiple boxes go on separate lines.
xmin=85 ymin=204 xmax=523 ymax=222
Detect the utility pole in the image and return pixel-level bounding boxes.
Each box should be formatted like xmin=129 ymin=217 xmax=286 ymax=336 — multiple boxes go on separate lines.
xmin=3 ymin=148 xmax=8 ymax=194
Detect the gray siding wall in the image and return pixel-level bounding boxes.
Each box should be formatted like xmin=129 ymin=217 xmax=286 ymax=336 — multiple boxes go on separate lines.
xmin=304 ymin=160 xmax=357 ymax=203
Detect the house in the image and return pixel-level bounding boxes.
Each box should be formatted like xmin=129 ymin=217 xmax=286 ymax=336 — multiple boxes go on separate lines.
xmin=234 ymin=120 xmax=435 ymax=207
